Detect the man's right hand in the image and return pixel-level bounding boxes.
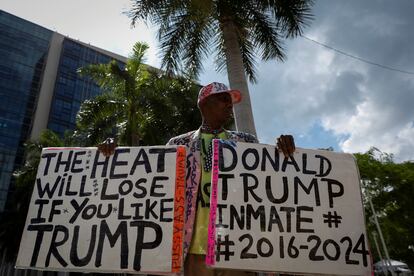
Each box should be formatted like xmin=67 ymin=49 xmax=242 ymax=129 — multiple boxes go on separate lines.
xmin=97 ymin=137 xmax=117 ymax=157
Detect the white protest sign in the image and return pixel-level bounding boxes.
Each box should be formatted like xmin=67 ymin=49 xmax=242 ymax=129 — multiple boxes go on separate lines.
xmin=206 ymin=140 xmax=371 ymax=276
xmin=16 ymin=146 xmax=186 ymax=274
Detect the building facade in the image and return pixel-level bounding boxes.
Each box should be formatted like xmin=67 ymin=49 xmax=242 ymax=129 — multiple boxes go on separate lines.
xmin=0 ymin=10 xmax=127 ymax=212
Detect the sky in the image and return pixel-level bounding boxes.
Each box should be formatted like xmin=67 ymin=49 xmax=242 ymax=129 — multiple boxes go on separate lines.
xmin=2 ymin=0 xmax=414 ymax=162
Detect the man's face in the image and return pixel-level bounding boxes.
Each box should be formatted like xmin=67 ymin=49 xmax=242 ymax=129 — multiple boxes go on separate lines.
xmin=200 ymin=92 xmax=233 ymax=126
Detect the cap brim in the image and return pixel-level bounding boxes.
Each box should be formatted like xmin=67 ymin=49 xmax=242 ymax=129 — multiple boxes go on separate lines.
xmin=227 ymin=89 xmax=242 ymax=104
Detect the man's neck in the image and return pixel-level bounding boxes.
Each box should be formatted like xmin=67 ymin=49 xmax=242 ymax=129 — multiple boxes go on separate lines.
xmin=201 ymin=122 xmax=224 ymax=134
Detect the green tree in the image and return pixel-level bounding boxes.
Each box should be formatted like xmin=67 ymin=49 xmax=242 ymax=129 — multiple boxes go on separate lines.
xmin=355 ymin=148 xmax=414 ymax=268
xmin=77 ymin=42 xmax=151 ymax=146
xmin=0 ymin=130 xmax=65 ymax=263
xmin=76 ymin=42 xmax=201 ymax=146
xmin=128 ymin=0 xmax=314 ymax=136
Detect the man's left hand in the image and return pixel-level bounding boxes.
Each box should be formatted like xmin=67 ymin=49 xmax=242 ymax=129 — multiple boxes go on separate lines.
xmin=276 ymin=135 xmax=296 ymax=158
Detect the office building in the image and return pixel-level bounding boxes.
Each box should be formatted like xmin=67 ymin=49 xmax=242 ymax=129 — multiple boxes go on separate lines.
xmin=0 ymin=10 xmax=127 ymax=212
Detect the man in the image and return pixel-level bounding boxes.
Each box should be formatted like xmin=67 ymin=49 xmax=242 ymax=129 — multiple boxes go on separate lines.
xmin=166 ymin=82 xmax=295 ymax=276
xmin=99 ymin=82 xmax=295 ymax=275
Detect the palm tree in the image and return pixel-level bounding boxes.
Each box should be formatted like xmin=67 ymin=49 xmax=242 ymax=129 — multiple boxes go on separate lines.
xmin=76 ymin=41 xmax=201 ymax=146
xmin=128 ymin=0 xmax=314 ymax=136
xmin=77 ymin=42 xmax=152 ymax=146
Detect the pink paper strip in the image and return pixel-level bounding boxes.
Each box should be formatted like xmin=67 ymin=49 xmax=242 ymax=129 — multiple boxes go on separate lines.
xmin=206 ymin=139 xmax=220 ymax=266
xmin=44 ymin=147 xmax=84 ymax=150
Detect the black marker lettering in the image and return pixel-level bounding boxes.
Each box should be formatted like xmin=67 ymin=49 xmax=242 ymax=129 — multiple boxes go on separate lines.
xmin=323 ymin=178 xmax=344 ymax=208
xmin=95 ymin=220 xmax=128 ymax=269
xmin=266 ymin=176 xmax=289 ymax=204
xmin=280 ymin=207 xmax=295 ymax=233
xmin=130 ymin=221 xmax=162 ymax=271
xmin=150 ymin=176 xmax=167 ymax=197
xmin=149 ymin=148 xmax=177 ymax=172
xmin=294 ymin=177 xmax=320 ymax=206
xmin=268 ymin=206 xmax=284 ymax=232
xmin=241 ymin=148 xmax=259 ymax=170
xmin=110 ymin=148 xmax=130 ymax=179
xmin=91 ymin=151 xmax=109 ymax=179
xmin=70 ymin=225 xmax=97 ymax=266
xmin=71 ymin=151 xmax=86 ymax=173
xmin=302 ymin=153 xmax=317 ymax=175
xmin=160 ymin=198 xmax=173 ymax=222
xmin=54 ymin=151 xmax=73 ymax=173
xmin=241 ymin=173 xmax=262 ymax=203
xmin=261 ymin=147 xmax=279 ymax=172
xmin=219 ymin=143 xmax=237 ymax=172
xmin=48 ymin=200 xmax=63 ymax=222
xmin=45 ymin=225 xmax=69 ymax=267
xmin=69 ymin=198 xmax=89 ymax=223
xmin=218 ymin=174 xmax=233 ymax=200
xmin=230 ymin=205 xmax=244 ymax=230
xmin=36 ymin=176 xmax=61 ymax=199
xmin=246 ymin=205 xmax=266 ymax=231
xmin=296 ymin=206 xmax=314 ymax=233
xmin=281 ymin=155 xmax=300 ymax=172
xmin=41 ymin=152 xmax=57 ymax=176
xmin=118 ymin=198 xmax=132 ymax=219
xmin=27 ymin=224 xmax=53 ymax=266
xmin=101 ymin=178 xmax=118 ymax=200
xmin=315 ymin=155 xmax=332 ymax=177
xmin=130 ymin=148 xmax=151 ymax=174
xmin=133 ymin=178 xmax=147 ymax=198
xmin=31 ymin=199 xmax=49 ymax=224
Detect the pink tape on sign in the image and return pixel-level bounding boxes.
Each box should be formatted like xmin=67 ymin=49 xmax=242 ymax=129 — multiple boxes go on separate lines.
xmin=206 ymin=139 xmax=220 ymax=266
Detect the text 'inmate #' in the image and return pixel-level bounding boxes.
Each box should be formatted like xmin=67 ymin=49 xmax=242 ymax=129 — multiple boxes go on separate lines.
xmin=206 ymin=140 xmax=371 ymax=276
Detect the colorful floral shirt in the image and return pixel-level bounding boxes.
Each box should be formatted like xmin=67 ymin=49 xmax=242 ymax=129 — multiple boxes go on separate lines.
xmin=167 ymin=128 xmax=258 ymax=259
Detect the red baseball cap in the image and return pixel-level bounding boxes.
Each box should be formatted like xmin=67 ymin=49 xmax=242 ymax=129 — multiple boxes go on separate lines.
xmin=197 ymin=82 xmax=242 ymax=106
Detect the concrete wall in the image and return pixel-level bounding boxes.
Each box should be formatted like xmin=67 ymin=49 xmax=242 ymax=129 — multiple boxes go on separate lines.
xmin=30 ymin=32 xmax=64 ymax=140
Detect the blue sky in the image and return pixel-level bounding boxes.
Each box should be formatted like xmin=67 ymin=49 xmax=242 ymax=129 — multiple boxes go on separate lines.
xmin=2 ymin=0 xmax=414 ymax=161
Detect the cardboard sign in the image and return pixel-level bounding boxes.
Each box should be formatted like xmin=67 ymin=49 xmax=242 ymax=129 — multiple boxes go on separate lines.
xmin=16 ymin=146 xmax=185 ymax=274
xmin=207 ymin=140 xmax=371 ymax=276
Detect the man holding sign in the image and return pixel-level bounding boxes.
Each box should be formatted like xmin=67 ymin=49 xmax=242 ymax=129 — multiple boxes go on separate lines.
xmin=99 ymin=82 xmax=295 ymax=275
xmin=166 ymin=82 xmax=295 ymax=276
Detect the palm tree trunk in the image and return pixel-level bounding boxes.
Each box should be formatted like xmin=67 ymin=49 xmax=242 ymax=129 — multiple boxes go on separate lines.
xmin=220 ymin=19 xmax=257 ymax=137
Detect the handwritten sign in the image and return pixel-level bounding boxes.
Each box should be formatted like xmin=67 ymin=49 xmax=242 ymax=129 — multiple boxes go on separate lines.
xmin=207 ymin=140 xmax=371 ymax=276
xmin=16 ymin=146 xmax=185 ymax=274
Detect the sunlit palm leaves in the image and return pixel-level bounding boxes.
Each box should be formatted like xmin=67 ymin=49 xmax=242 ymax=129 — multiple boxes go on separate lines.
xmin=77 ymin=42 xmax=152 ymax=146
xmin=76 ymin=41 xmax=201 ymax=146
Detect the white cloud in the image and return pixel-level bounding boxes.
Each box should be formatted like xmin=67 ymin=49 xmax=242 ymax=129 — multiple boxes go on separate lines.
xmin=251 ymin=26 xmax=414 ymax=161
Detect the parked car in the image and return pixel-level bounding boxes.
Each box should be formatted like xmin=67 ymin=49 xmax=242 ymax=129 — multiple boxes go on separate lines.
xmin=374 ymin=259 xmax=413 ymax=275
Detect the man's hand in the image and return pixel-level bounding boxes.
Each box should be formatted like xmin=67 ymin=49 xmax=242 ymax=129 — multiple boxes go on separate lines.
xmin=97 ymin=137 xmax=117 ymax=157
xmin=276 ymin=135 xmax=296 ymax=158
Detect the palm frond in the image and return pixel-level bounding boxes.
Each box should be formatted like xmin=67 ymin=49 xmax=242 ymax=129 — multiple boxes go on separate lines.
xmin=128 ymin=0 xmax=164 ymax=26
xmin=127 ymin=42 xmax=149 ymax=78
xmin=246 ymin=5 xmax=285 ymax=61
xmin=271 ymin=0 xmax=314 ymax=37
xmin=182 ymin=16 xmax=215 ymax=78
xmin=159 ymin=12 xmax=192 ymax=74
xmin=78 ymin=61 xmax=127 ymax=95
xmin=239 ymin=36 xmax=258 ymax=83
xmin=75 ymin=93 xmax=125 ymax=145
xmin=232 ymin=16 xmax=258 ymax=83
xmin=214 ymin=32 xmax=227 ymax=73
xmin=128 ymin=0 xmax=314 ymax=84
